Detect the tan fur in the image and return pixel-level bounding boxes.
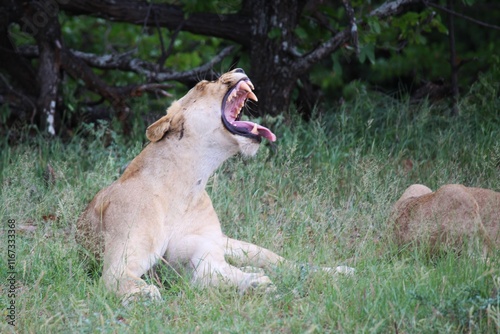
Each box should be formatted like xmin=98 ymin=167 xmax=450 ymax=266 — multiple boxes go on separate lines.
xmin=390 ymin=184 xmax=500 ymax=252
xmin=77 ymin=69 xmax=352 ymax=303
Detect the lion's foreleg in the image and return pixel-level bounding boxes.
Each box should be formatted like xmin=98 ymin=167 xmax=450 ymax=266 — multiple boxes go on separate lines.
xmin=188 ymin=237 xmax=275 ymax=293
xmin=224 ymin=237 xmax=354 ymax=276
xmin=224 ymin=237 xmax=285 ymax=269
xmin=101 ymin=241 xmax=162 ymax=304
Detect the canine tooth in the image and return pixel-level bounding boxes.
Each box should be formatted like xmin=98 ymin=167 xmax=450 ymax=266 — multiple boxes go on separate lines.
xmin=239 ymin=81 xmax=251 ymax=93
xmin=251 ymin=123 xmax=259 ymax=134
xmin=247 ymin=91 xmax=258 ymax=101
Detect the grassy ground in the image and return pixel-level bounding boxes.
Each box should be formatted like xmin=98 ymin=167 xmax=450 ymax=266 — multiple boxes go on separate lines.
xmin=1 ymin=77 xmax=499 ymax=333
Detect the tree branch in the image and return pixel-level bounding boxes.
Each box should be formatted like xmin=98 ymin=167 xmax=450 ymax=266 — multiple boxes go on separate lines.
xmin=294 ymin=0 xmax=423 ymax=75
xmin=424 ymin=0 xmax=500 ymax=30
xmin=156 ymin=20 xmax=184 ymax=71
xmin=0 ymin=73 xmax=37 ymax=122
xmin=62 ymin=48 xmax=176 ymax=101
xmin=59 ymin=0 xmax=252 ymax=46
xmin=19 ymin=45 xmax=237 ymax=83
xmin=294 ymin=30 xmax=350 ymax=75
xmin=369 ymin=0 xmax=422 ymax=19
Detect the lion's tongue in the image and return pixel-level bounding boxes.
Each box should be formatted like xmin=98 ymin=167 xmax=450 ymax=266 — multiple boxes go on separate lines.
xmin=232 ymin=121 xmax=276 ymax=142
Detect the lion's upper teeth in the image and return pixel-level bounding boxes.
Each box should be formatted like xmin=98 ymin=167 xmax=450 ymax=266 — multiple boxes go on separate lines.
xmin=228 ymin=90 xmax=238 ymax=103
xmin=247 ymin=91 xmax=258 ymax=101
xmin=226 ymin=80 xmax=259 ymax=121
xmin=239 ymin=81 xmax=251 ymax=93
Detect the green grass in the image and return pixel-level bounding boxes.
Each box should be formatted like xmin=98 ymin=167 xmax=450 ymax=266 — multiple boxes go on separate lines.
xmin=1 ymin=77 xmax=499 ymax=333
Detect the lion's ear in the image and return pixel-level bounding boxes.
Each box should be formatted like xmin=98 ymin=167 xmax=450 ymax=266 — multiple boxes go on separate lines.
xmin=146 ymin=115 xmax=171 ymax=142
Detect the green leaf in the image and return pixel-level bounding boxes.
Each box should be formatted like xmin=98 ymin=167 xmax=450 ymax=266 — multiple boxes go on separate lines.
xmin=268 ymin=27 xmax=282 ymax=40
xmin=294 ymin=26 xmax=308 ymax=40
xmin=431 ymin=17 xmax=448 ymax=34
xmin=414 ymin=34 xmax=427 ymax=45
xmin=359 ymin=43 xmax=376 ymax=64
xmin=331 ymin=53 xmax=343 ymax=76
xmin=368 ymin=19 xmax=381 ymax=34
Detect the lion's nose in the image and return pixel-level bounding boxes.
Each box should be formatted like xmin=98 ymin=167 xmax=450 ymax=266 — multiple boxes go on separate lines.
xmin=233 ymin=68 xmax=245 ymax=74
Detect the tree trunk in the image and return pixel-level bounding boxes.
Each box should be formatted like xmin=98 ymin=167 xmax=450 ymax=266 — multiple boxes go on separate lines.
xmin=245 ymin=0 xmax=306 ymax=116
xmin=24 ymin=1 xmax=64 ymax=135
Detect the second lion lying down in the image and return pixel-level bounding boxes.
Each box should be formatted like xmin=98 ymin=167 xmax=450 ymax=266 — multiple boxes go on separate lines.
xmin=390 ymin=183 xmax=500 ymax=252
xmin=77 ymin=68 xmax=351 ymax=302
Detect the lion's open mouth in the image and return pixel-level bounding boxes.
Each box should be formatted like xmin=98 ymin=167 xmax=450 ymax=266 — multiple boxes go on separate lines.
xmin=221 ymin=78 xmax=276 ymax=142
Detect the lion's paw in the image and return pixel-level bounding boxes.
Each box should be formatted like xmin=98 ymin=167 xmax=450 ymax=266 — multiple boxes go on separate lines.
xmin=239 ymin=266 xmax=266 ymax=275
xmin=321 ymin=265 xmax=355 ymax=276
xmin=240 ymin=274 xmax=276 ymax=294
xmin=122 ymin=284 xmax=162 ymax=306
xmin=334 ymin=265 xmax=355 ymax=275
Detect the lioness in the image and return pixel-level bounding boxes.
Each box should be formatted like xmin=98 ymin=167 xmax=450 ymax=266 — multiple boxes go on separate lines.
xmin=77 ymin=69 xmax=351 ymax=302
xmin=390 ymin=184 xmax=500 ymax=252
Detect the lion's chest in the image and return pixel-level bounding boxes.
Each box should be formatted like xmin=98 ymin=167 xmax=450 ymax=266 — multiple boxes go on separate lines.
xmin=156 ymin=191 xmax=223 ymax=263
